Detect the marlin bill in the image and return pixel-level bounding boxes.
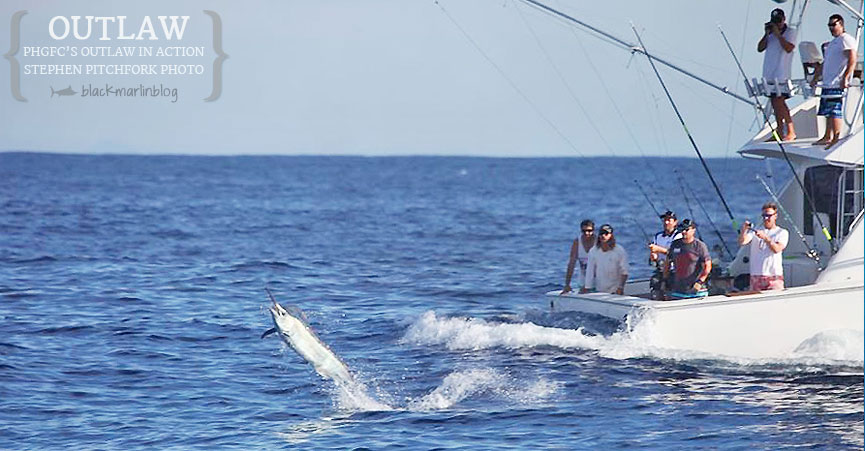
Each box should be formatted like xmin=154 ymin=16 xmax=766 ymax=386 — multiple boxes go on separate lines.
xmin=262 ymin=289 xmax=354 ymax=386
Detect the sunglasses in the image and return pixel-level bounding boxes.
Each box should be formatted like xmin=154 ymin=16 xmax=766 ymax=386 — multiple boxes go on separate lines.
xmin=582 ymin=229 xmax=594 ymax=233
xmin=762 ymin=213 xmax=776 ymax=219
xmin=599 ymin=230 xmax=611 ymax=236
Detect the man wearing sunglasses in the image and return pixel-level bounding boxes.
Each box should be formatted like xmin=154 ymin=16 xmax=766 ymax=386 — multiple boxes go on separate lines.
xmin=561 ymin=219 xmax=597 ymax=294
xmin=738 ymin=202 xmax=789 ymax=291
xmin=814 ymin=14 xmax=857 ymax=149
xmin=758 ymin=8 xmax=798 ymax=141
xmin=663 ymin=219 xmax=712 ymax=299
xmin=581 ymin=224 xmax=629 ymax=295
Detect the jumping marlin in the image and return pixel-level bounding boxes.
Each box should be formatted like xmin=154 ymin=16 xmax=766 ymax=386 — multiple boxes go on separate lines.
xmin=262 ymin=288 xmax=354 ymax=386
xmin=50 ymin=86 xmax=77 ymax=97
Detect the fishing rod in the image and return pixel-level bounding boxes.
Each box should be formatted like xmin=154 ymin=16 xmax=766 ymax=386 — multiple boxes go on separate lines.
xmin=672 ymin=173 xmax=703 ymax=243
xmin=675 ymin=170 xmax=733 ymax=259
xmin=434 ymin=0 xmax=585 ymax=156
xmin=631 ymin=25 xmax=739 ymax=231
xmin=516 ymin=0 xmax=754 ymax=105
xmin=627 ymin=216 xmax=652 ymax=244
xmin=626 ymin=216 xmax=659 ymax=268
xmin=634 ymin=179 xmax=661 ymax=217
xmin=718 ymin=25 xmax=836 ymax=253
xmin=756 ymin=175 xmax=822 ymax=267
xmin=674 ymin=171 xmax=704 ymax=243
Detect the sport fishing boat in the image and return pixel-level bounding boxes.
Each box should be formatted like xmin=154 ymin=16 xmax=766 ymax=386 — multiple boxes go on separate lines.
xmin=539 ymin=0 xmax=864 ymax=358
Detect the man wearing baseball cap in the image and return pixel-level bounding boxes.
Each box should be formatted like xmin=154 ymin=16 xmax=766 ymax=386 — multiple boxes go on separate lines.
xmin=758 ymin=7 xmax=798 ymax=141
xmin=649 ymin=210 xmax=681 ymax=264
xmin=648 ymin=210 xmax=682 ymax=299
xmin=662 ymin=219 xmax=712 ymax=299
xmin=581 ymin=224 xmax=629 ymax=295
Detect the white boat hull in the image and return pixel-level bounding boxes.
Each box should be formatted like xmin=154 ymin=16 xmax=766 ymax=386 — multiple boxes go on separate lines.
xmin=546 ymin=281 xmax=864 ymax=359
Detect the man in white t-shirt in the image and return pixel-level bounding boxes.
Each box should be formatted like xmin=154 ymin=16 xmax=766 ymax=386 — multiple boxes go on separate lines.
xmin=758 ymin=8 xmax=798 ymax=141
xmin=581 ymin=224 xmax=628 ymax=295
xmin=738 ymin=202 xmax=789 ymax=291
xmin=814 ymin=14 xmax=858 ymax=149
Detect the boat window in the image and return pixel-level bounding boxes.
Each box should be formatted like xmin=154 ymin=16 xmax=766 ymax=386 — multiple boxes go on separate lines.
xmin=803 ymin=165 xmax=842 ymax=237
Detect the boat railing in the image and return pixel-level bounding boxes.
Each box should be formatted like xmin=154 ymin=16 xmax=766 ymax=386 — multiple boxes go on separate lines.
xmin=845 ymin=82 xmax=865 ymax=131
xmin=837 ymin=168 xmax=865 ymax=242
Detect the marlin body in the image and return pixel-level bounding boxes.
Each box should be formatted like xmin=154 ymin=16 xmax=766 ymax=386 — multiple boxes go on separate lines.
xmin=262 ymin=289 xmax=354 ymax=386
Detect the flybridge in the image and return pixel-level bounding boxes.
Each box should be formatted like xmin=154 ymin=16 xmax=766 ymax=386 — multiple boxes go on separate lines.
xmin=49 ymin=16 xmax=190 ymax=41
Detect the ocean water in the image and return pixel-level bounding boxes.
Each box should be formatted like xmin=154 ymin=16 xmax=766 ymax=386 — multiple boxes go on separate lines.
xmin=0 ymin=153 xmax=862 ymax=450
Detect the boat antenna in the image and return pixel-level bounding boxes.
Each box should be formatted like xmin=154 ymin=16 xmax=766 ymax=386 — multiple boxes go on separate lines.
xmin=675 ymin=169 xmax=734 ymax=259
xmin=756 ymin=175 xmax=822 ymax=267
xmin=630 ymin=25 xmax=739 ymax=231
xmin=634 ymin=179 xmax=662 ymax=217
xmin=718 ymin=25 xmax=836 ymax=252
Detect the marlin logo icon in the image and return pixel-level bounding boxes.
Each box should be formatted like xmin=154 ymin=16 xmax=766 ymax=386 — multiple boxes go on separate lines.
xmin=50 ymin=86 xmax=77 ymax=97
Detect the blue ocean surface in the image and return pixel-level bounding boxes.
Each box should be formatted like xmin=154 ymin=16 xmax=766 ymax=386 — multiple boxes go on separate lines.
xmin=0 ymin=153 xmax=862 ymax=450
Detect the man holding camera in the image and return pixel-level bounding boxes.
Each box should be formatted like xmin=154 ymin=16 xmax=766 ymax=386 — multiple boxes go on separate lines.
xmin=738 ymin=202 xmax=789 ymax=291
xmin=758 ymin=8 xmax=797 ymax=141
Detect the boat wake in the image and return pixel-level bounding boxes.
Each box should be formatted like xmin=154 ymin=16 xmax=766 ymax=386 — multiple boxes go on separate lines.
xmin=401 ymin=310 xmax=865 ymax=366
xmin=273 ymin=309 xmax=861 ymax=414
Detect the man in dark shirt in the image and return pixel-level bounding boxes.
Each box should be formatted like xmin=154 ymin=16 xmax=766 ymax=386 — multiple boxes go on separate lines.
xmin=662 ymin=219 xmax=712 ymax=299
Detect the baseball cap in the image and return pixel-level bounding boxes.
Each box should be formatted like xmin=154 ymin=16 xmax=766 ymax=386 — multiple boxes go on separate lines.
xmin=771 ymin=8 xmax=785 ymax=23
xmin=677 ymin=219 xmax=697 ymax=231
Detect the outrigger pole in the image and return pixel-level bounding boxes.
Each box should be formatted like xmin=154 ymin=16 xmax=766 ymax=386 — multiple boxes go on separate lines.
xmin=631 ymin=25 xmax=739 ymax=230
xmin=517 ymin=0 xmax=756 ymax=106
xmin=718 ymin=26 xmax=836 ymax=252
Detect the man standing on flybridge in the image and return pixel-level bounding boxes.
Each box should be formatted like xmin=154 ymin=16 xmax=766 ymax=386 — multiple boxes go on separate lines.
xmin=758 ymin=8 xmax=798 ymax=141
xmin=814 ymin=14 xmax=858 ymax=149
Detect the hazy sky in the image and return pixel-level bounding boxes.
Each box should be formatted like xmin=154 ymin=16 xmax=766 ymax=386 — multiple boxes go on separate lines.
xmin=0 ymin=0 xmax=850 ymax=157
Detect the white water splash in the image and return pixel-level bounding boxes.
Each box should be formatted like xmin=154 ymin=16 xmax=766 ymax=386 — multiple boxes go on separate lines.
xmin=408 ymin=368 xmax=560 ymax=411
xmin=408 ymin=368 xmax=501 ymax=411
xmin=332 ymin=380 xmax=393 ymax=412
xmin=283 ymin=311 xmax=862 ymax=417
xmin=329 ymin=368 xmax=559 ymax=412
xmin=400 ymin=310 xmax=865 ymax=366
xmin=400 ymin=310 xmax=606 ymax=351
xmin=793 ymin=329 xmax=865 ymax=362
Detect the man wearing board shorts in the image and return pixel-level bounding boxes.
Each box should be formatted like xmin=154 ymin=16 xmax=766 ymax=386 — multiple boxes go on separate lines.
xmin=738 ymin=202 xmax=789 ymax=291
xmin=814 ymin=14 xmax=857 ymax=149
